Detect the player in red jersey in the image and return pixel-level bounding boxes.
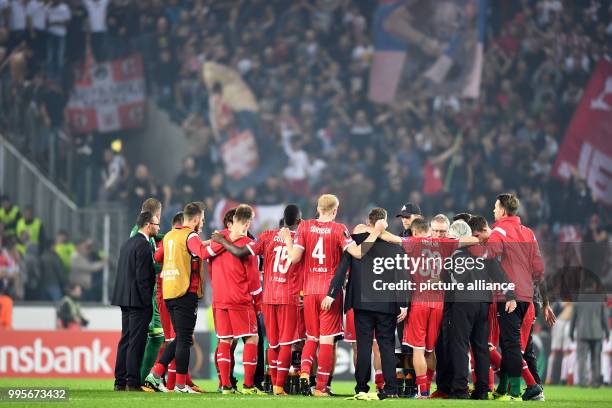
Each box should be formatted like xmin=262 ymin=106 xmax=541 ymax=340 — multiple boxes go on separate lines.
xmin=280 ymin=194 xmax=387 ymax=397
xmin=207 ymin=205 xmax=264 ymax=395
xmin=214 ymin=204 xmax=304 ymax=395
xmin=376 ymin=215 xmax=478 ymax=398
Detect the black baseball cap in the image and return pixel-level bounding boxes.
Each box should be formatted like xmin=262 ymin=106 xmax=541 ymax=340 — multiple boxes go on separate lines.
xmin=396 ymin=203 xmax=421 ymax=218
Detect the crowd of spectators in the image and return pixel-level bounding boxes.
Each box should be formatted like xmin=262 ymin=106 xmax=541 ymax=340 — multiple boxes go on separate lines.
xmin=0 ymin=193 xmax=107 ymax=303
xmin=0 ymin=1 xmax=610 ymax=247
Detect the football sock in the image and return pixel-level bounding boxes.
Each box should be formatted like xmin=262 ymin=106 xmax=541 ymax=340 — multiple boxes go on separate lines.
xmin=243 ymin=343 xmax=258 ymax=388
xmin=315 ymin=344 xmax=334 ymax=392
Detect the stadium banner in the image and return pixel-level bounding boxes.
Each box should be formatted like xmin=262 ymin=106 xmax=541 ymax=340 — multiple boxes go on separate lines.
xmin=66 ymin=55 xmax=146 ymax=134
xmin=202 ymin=62 xmax=286 ymax=194
xmin=553 ymin=59 xmax=612 ymax=206
xmin=0 ymin=330 xmax=120 ymax=378
xmin=212 ymin=199 xmax=285 ymax=233
xmin=368 ymin=0 xmax=485 ymax=103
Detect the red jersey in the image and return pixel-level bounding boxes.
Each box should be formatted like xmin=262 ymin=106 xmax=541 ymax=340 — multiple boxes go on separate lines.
xmin=247 ymin=229 xmax=303 ymax=305
xmin=208 ymin=230 xmax=262 ymax=310
xmin=402 ymin=236 xmax=459 ymax=308
xmin=294 ymin=219 xmax=355 ymax=296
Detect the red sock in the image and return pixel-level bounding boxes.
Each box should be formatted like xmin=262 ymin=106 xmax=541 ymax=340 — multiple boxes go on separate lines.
xmin=267 ymin=347 xmax=279 ymax=385
xmin=426 ymin=368 xmax=435 ymax=391
xmin=214 ymin=344 xmax=221 ymax=387
xmin=151 ymin=362 xmax=166 ymax=377
xmin=186 ymin=372 xmax=194 ymax=387
xmin=176 ymin=373 xmax=186 ymax=387
xmin=522 ymin=360 xmax=536 ymax=386
xmin=316 ymin=344 xmax=334 ymax=392
xmin=217 ymin=341 xmax=232 ymax=387
xmin=167 ymin=360 xmax=176 ymax=390
xmin=416 ymin=374 xmax=429 ymax=396
xmin=489 ymin=349 xmax=502 ymax=370
xmin=243 ymin=343 xmax=258 ymax=387
xmin=276 ymin=345 xmax=292 ymax=387
xmin=375 ymin=371 xmax=384 ymax=390
xmin=300 ymin=339 xmax=318 ymax=375
xmin=489 ymin=367 xmax=494 ymax=391
xmin=470 ymin=352 xmax=477 ymax=384
xmin=155 ymin=342 xmax=166 ymax=364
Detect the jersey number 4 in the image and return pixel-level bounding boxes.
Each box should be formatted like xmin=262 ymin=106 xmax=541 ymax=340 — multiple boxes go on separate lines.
xmin=312 ymin=237 xmax=326 ymax=265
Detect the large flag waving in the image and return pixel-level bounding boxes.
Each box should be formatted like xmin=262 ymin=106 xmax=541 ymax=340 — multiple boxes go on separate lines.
xmin=368 ymin=0 xmax=485 ymax=103
xmin=66 ymin=55 xmax=145 ymax=133
xmin=553 ymin=59 xmax=612 ymax=206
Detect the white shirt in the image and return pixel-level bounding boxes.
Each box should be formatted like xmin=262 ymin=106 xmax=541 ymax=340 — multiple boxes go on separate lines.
xmin=26 ymin=0 xmax=47 ymax=30
xmin=9 ymin=0 xmax=27 ymax=31
xmin=46 ymin=2 xmax=71 ymax=36
xmin=83 ymin=0 xmax=108 ymax=33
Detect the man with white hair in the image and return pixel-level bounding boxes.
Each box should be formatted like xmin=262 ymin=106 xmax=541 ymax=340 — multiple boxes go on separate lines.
xmin=446 ymin=219 xmax=516 ymax=399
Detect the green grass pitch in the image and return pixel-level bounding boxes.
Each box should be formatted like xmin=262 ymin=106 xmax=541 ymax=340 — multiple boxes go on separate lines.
xmin=0 ymin=379 xmax=611 ymax=408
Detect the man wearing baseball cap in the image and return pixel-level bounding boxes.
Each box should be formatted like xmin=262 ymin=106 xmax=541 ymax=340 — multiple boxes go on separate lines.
xmin=396 ymin=203 xmax=422 ymax=238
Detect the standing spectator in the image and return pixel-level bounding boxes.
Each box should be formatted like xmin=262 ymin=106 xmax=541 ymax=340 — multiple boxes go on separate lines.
xmin=174 ymin=156 xmax=203 ymax=203
xmin=69 ymin=237 xmax=106 ymax=301
xmin=83 ymin=0 xmax=109 ymax=62
xmin=65 ymin=0 xmax=86 ymax=65
xmin=0 ymin=195 xmax=21 ymax=238
xmin=570 ymin=282 xmax=610 ymax=388
xmin=8 ymin=0 xmax=27 ymax=51
xmin=40 ymin=238 xmax=66 ymax=301
xmin=16 ymin=206 xmax=44 ymax=244
xmin=57 ymin=283 xmax=88 ymax=329
xmin=26 ymin=0 xmax=47 ymax=63
xmin=45 ymin=0 xmax=71 ymax=78
xmin=128 ymin=164 xmax=158 ymax=216
xmin=99 ymin=146 xmax=128 ymax=202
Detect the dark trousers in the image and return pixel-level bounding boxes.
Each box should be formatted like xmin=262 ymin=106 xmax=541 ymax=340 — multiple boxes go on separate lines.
xmin=90 ymin=32 xmax=108 ymax=62
xmin=449 ymin=302 xmax=490 ymax=396
xmin=115 ymin=305 xmax=153 ymax=387
xmin=435 ymin=302 xmax=453 ymax=394
xmin=354 ymin=309 xmax=398 ymax=396
xmin=523 ymin=325 xmax=541 ymax=384
xmin=160 ymin=293 xmax=198 ymax=375
xmin=497 ymin=301 xmax=529 ymax=377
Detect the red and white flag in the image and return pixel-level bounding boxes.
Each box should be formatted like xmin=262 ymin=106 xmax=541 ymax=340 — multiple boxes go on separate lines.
xmin=66 ymin=55 xmax=146 ymax=133
xmin=553 ymin=60 xmax=612 ymax=206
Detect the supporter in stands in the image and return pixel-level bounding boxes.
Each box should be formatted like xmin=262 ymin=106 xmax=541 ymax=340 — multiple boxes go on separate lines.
xmin=0 ymin=236 xmax=22 ymax=300
xmin=40 ymin=237 xmax=66 ymax=301
xmin=69 ymin=237 xmax=106 ymax=301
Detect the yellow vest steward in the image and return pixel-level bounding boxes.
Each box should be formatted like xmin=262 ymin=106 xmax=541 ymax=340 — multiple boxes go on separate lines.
xmin=161 ymin=227 xmax=203 ymax=300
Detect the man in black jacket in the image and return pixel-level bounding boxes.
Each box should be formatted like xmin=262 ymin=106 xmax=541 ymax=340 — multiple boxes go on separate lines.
xmin=322 ymin=208 xmax=407 ymax=400
xmin=446 ymin=218 xmax=516 ymax=399
xmin=112 ymin=211 xmax=160 ymax=391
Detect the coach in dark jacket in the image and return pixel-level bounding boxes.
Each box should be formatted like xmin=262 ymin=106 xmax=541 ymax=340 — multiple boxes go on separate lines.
xmin=446 ymin=219 xmax=515 ymax=399
xmin=112 ymin=211 xmax=159 ymax=391
xmin=324 ymin=208 xmax=407 ymax=399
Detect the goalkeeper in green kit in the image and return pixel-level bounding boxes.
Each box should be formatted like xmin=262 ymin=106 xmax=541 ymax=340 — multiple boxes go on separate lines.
xmin=130 ymin=198 xmax=165 ymax=385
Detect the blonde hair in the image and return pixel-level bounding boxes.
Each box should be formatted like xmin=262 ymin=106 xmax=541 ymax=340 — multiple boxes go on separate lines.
xmin=317 ymin=194 xmax=339 ymax=215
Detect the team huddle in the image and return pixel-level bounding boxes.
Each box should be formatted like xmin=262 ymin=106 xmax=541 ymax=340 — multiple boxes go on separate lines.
xmin=126 ymin=192 xmax=553 ymax=400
